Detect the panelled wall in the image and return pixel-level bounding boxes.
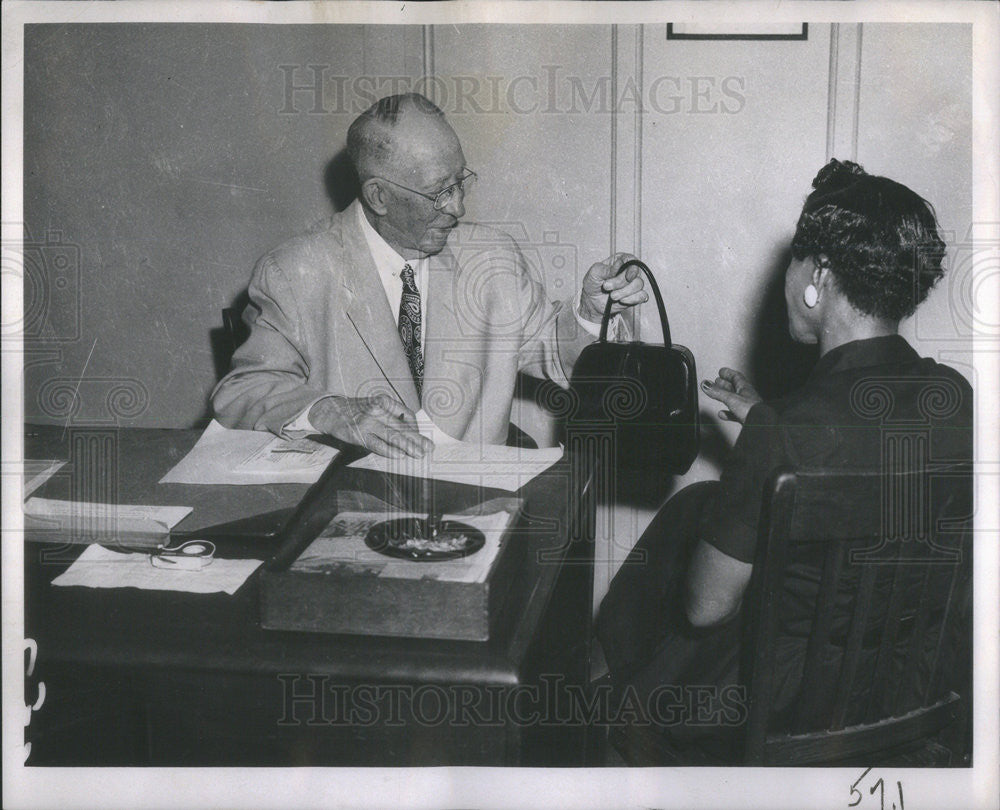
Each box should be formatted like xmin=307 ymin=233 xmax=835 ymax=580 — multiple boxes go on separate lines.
xmin=24 ymin=24 xmax=972 ymax=607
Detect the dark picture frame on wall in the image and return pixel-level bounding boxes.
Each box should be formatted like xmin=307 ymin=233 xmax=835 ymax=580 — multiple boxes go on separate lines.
xmin=667 ymin=23 xmax=809 ymax=41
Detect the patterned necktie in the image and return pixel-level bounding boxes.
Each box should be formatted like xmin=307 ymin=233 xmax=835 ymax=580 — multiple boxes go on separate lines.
xmin=398 ymin=263 xmax=424 ymax=399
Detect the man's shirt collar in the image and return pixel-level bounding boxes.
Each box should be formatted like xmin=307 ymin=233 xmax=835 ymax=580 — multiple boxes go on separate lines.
xmin=356 ymin=201 xmax=424 ymax=279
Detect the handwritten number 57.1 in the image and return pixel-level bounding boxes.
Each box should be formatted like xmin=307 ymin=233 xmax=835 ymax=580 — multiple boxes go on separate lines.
xmin=850 ymin=768 xmax=904 ymax=810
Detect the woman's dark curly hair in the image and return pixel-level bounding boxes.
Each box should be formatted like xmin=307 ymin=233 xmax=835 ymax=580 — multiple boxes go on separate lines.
xmin=791 ymin=159 xmax=946 ymax=321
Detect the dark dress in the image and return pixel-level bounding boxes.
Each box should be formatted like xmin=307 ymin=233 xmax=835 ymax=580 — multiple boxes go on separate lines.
xmin=596 ymin=335 xmax=973 ymax=752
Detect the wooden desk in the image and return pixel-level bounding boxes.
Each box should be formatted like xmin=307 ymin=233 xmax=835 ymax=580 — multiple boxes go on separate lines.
xmin=23 ymin=425 xmax=597 ymax=766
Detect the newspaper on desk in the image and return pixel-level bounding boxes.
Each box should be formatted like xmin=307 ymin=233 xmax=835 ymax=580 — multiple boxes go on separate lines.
xmin=349 ymin=410 xmax=563 ymax=491
xmin=159 ymin=418 xmax=338 ymax=484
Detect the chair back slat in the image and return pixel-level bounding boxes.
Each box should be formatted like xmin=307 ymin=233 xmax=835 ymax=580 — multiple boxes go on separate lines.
xmin=925 ymin=557 xmax=963 ymax=703
xmin=927 ymin=479 xmax=973 ymax=704
xmin=864 ymin=543 xmax=908 ymax=722
xmin=830 ymin=564 xmax=877 ymax=730
xmin=793 ymin=541 xmax=844 ymax=731
xmin=895 ymin=564 xmax=934 ymax=717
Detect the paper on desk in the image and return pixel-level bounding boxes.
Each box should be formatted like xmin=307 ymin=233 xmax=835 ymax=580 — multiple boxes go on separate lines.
xmin=23 ymin=459 xmax=66 ymax=498
xmin=159 ymin=419 xmax=338 ymax=485
xmin=24 ymin=497 xmax=192 ymax=542
xmin=349 ymin=410 xmax=562 ymax=491
xmin=51 ymin=544 xmax=262 ymax=595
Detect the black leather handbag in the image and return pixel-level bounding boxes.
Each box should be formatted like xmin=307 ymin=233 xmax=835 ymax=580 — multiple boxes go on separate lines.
xmin=568 ymin=259 xmax=699 ymax=474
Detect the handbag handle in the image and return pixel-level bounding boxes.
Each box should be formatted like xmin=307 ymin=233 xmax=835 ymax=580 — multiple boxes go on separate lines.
xmin=597 ymin=259 xmax=672 ymax=347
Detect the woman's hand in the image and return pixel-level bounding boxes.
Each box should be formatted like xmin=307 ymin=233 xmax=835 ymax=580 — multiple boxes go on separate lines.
xmin=701 ymin=368 xmax=762 ymax=425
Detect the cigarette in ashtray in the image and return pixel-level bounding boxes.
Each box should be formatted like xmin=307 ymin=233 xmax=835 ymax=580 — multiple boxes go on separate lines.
xmin=394 ymin=533 xmax=473 ymax=553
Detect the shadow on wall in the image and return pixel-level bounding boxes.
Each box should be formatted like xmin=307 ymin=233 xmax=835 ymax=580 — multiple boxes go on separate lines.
xmin=745 ymin=244 xmax=817 ymax=402
xmin=691 ymin=245 xmax=817 ymax=479
xmin=324 ymin=148 xmax=361 ymax=213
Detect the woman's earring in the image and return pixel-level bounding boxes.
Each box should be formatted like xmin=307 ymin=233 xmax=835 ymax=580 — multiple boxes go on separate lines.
xmin=803 ymin=284 xmax=819 ymax=308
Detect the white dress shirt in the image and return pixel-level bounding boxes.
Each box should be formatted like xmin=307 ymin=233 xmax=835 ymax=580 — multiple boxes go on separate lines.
xmin=356 ymin=203 xmax=430 ymax=347
xmin=283 ymin=205 xmax=615 ymax=436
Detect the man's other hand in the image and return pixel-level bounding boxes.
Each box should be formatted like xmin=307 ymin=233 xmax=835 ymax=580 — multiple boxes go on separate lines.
xmin=578 ymin=252 xmax=649 ymax=324
xmin=308 ymin=395 xmax=433 ymax=458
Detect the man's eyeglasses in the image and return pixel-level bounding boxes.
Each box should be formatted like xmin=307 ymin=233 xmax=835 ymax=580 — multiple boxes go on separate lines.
xmin=379 ymin=169 xmax=477 ymax=210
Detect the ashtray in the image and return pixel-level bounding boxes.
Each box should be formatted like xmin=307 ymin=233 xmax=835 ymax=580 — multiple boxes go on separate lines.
xmin=364 ymin=517 xmax=486 ymax=561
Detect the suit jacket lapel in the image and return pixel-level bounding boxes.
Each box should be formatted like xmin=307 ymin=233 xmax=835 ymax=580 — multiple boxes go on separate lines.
xmin=339 ymin=206 xmax=420 ymax=411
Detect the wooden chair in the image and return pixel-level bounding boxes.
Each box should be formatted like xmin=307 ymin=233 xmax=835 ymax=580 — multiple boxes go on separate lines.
xmin=209 ymin=306 xmax=250 ymax=382
xmin=742 ymin=464 xmax=973 ymax=766
xmin=221 ymin=306 xmax=250 ymax=363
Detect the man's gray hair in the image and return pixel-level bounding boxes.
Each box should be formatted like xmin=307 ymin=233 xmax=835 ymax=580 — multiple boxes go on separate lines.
xmin=346 ymin=93 xmax=446 ymax=180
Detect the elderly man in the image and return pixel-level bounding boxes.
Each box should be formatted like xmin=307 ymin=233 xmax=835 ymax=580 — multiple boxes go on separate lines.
xmin=212 ymin=93 xmax=646 ymax=456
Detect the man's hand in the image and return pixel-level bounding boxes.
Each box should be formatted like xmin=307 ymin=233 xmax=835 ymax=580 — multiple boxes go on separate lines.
xmin=578 ymin=252 xmax=649 ymax=324
xmin=308 ymin=395 xmax=433 ymax=458
xmin=700 ymin=368 xmax=763 ymax=425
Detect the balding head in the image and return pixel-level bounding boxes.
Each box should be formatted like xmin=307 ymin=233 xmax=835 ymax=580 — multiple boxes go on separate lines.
xmin=347 ymin=93 xmax=469 ymax=259
xmin=347 ymin=93 xmax=455 ymax=182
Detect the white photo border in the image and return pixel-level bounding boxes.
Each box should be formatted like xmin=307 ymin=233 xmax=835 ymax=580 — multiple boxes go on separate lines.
xmin=3 ymin=2 xmax=997 ymax=809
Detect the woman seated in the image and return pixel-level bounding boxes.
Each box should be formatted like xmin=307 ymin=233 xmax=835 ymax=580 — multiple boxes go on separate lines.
xmin=596 ymin=159 xmax=973 ymax=762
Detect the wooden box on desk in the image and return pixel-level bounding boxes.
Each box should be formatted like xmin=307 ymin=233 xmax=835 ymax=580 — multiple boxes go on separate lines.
xmin=259 ymin=514 xmax=525 ymax=641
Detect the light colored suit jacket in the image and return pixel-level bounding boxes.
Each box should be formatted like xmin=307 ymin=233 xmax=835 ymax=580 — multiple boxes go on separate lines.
xmin=211 ymin=201 xmax=595 ymax=444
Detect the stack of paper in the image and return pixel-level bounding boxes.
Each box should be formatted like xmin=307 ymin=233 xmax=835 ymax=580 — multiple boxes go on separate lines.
xmin=24 ymin=498 xmax=192 ymax=545
xmin=159 ymin=419 xmax=338 ymax=485
xmin=349 ymin=411 xmax=562 ymax=491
